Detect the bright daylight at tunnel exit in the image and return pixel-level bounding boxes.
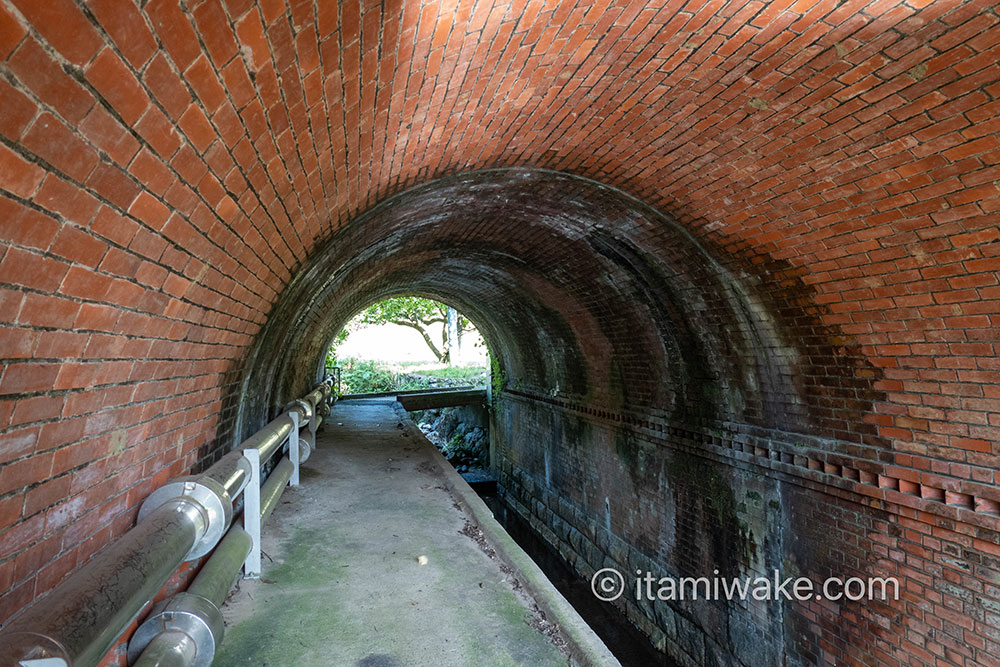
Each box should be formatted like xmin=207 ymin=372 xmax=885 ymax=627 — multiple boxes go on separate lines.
xmin=0 ymin=0 xmax=999 ymax=666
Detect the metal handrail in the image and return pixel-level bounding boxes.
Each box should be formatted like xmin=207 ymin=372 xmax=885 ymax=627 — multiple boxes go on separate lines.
xmin=127 ymin=453 xmax=300 ymax=667
xmin=326 ymin=367 xmax=342 ymax=398
xmin=0 ymin=380 xmax=334 ymax=667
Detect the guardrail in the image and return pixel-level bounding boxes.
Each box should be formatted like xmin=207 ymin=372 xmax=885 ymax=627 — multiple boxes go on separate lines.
xmin=0 ymin=379 xmax=335 ymax=667
xmin=324 ymin=365 xmax=342 ymax=397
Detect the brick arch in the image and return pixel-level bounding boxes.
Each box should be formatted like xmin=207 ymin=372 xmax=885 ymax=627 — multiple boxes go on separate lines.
xmin=238 ymin=169 xmax=818 ymax=441
xmin=0 ymin=0 xmax=996 ymax=664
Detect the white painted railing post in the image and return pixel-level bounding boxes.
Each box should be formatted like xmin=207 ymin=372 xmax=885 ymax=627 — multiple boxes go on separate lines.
xmin=290 ymin=411 xmax=300 ymax=487
xmin=242 ymin=448 xmax=261 ymax=578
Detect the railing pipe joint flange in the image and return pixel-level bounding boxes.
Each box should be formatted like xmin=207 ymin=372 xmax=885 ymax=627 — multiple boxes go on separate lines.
xmin=284 ymin=398 xmax=313 ymax=425
xmin=137 ymin=478 xmax=233 ymax=561
xmin=0 ymin=633 xmax=70 ymax=666
xmin=126 ymin=593 xmax=223 ymax=667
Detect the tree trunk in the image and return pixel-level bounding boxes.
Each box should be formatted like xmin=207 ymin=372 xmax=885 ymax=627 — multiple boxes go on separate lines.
xmin=446 ymin=307 xmax=459 ymax=366
xmin=440 ymin=321 xmax=450 ymax=365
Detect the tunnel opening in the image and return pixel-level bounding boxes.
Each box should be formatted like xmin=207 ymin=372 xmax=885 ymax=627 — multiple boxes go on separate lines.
xmin=323 ymin=295 xmax=495 ymax=483
xmin=224 ymin=168 xmax=907 ymax=666
xmin=322 ymin=295 xmax=490 ymax=396
xmin=234 ymin=168 xmax=847 ymax=440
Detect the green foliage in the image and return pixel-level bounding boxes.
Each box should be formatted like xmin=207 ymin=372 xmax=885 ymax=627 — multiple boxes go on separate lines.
xmin=324 ymin=295 xmax=485 ymax=391
xmin=340 ymin=359 xmax=397 ymax=394
xmin=352 ymin=296 xmax=474 ymax=363
xmin=490 ymin=348 xmax=505 ymax=408
xmin=325 ymin=328 xmax=350 ymax=369
xmin=337 ymin=358 xmax=486 ymax=394
xmin=396 ymin=375 xmax=434 ymax=391
xmin=360 ymin=296 xmax=445 ymax=325
xmin=358 ymin=296 xmax=472 ymax=330
xmin=420 ymin=365 xmax=487 ymax=380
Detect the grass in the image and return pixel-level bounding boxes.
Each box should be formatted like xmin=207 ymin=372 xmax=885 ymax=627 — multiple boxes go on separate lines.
xmin=404 ymin=363 xmax=487 ymax=379
xmin=331 ymin=358 xmax=487 ymax=394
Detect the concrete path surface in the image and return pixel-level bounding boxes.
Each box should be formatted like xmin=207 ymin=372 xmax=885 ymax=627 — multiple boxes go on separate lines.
xmin=214 ymin=398 xmax=577 ymax=666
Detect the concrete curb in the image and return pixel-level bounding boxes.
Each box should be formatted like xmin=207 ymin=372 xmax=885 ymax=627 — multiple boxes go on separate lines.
xmin=393 ymin=402 xmax=621 ymax=667
xmin=338 ymin=385 xmax=479 ymax=400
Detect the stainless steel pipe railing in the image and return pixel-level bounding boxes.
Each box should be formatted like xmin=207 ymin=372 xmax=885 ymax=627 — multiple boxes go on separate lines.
xmin=238 ymin=412 xmax=294 ymax=464
xmin=129 ymin=631 xmax=198 ymax=667
xmin=0 ymin=380 xmax=333 ymax=667
xmin=127 ymin=528 xmax=252 ymax=667
xmin=261 ymin=457 xmax=296 ymax=522
xmin=187 ymin=528 xmax=254 ymax=608
xmin=0 ymin=500 xmax=207 ymax=667
xmin=128 ymin=457 xmax=298 ymax=667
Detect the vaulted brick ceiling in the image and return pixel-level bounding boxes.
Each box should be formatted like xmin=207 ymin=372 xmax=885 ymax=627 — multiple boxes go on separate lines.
xmin=0 ymin=0 xmax=998 ymax=640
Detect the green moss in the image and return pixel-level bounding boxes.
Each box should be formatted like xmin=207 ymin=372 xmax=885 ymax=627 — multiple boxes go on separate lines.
xmin=907 ymin=63 xmax=928 ymax=80
xmin=490 ymin=350 xmax=506 ymax=409
xmin=215 ymin=528 xmax=352 ymax=663
xmin=669 ymin=451 xmax=755 ymax=572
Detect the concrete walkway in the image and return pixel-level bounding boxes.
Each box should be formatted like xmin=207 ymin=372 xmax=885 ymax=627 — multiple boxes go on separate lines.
xmin=214 ymin=398 xmax=577 ymax=666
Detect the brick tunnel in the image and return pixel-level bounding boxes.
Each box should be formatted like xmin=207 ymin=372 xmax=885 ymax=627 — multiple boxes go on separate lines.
xmin=1 ymin=1 xmax=999 ymax=666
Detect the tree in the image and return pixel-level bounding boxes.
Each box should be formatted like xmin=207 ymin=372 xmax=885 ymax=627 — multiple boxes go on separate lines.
xmin=355 ymin=297 xmax=473 ymax=364
xmin=325 ymin=327 xmax=349 ymax=369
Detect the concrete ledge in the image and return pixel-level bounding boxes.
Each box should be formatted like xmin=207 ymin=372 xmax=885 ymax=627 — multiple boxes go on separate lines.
xmin=393 ymin=402 xmax=621 ymax=667
xmin=397 ymin=388 xmax=488 ymax=410
xmin=339 ymin=385 xmax=479 ymax=400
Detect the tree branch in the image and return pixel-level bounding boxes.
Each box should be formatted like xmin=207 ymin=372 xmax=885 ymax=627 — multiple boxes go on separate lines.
xmin=391 ymin=320 xmax=444 ymax=361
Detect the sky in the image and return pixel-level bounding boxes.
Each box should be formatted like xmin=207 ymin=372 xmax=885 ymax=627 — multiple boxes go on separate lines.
xmin=336 ymin=322 xmax=489 ymax=365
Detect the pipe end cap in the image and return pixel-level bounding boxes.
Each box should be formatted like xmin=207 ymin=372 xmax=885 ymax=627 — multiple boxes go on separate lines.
xmin=127 ymin=593 xmax=223 ymax=667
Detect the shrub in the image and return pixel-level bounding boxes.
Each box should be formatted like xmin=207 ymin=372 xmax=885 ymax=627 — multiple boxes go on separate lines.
xmin=340 ymin=358 xmax=397 ymax=394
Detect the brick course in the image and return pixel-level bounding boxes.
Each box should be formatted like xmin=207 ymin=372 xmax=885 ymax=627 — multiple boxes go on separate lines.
xmin=0 ymin=1 xmax=998 ymax=665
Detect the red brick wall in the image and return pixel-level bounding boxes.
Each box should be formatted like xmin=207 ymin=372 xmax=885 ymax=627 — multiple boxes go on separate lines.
xmin=0 ymin=1 xmax=998 ymax=664
xmin=494 ymin=388 xmax=1000 ymax=666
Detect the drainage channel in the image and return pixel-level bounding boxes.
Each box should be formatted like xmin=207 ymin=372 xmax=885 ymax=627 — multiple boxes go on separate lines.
xmin=471 ymin=485 xmax=677 ymax=667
